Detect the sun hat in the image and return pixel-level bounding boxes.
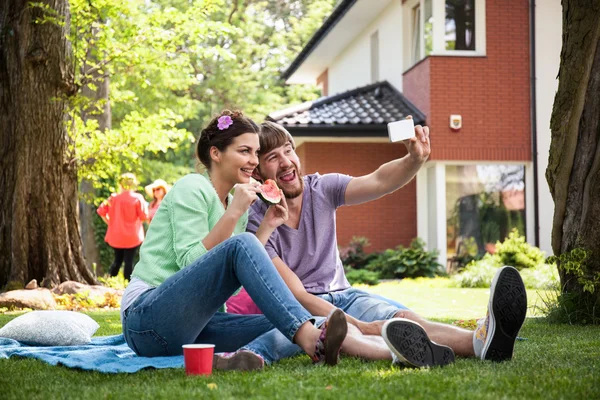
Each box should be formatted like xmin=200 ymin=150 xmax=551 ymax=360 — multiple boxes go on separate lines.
xmin=145 ymin=179 xmax=171 ymax=197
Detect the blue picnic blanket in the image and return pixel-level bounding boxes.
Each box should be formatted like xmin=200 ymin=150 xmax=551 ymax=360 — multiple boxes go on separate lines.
xmin=0 ymin=334 xmax=183 ymax=373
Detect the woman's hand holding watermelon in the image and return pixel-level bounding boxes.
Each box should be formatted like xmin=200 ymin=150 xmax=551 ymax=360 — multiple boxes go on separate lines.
xmin=228 ymin=183 xmax=261 ymax=218
xmin=262 ymin=190 xmax=288 ymax=230
xmin=254 ymin=190 xmax=288 ymax=245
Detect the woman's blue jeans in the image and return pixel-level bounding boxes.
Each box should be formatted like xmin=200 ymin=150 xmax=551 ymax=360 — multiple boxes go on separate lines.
xmin=122 ymin=233 xmax=314 ymax=357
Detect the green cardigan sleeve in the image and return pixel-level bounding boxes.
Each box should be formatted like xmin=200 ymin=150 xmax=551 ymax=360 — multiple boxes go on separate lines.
xmin=168 ymin=178 xmax=211 ymax=269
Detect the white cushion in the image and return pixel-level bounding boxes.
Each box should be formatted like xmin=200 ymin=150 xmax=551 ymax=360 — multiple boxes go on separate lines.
xmin=0 ymin=310 xmax=100 ymax=346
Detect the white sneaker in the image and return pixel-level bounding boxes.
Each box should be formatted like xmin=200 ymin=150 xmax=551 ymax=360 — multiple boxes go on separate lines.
xmin=382 ymin=318 xmax=455 ymax=368
xmin=473 ymin=266 xmax=527 ymax=361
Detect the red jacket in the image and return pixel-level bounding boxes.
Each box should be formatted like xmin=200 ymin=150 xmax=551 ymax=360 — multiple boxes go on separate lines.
xmin=97 ymin=191 xmax=148 ymax=248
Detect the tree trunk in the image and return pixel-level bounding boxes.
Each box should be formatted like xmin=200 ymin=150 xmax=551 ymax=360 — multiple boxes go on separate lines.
xmin=0 ymin=0 xmax=96 ymax=288
xmin=546 ymin=0 xmax=600 ymax=295
xmin=79 ymin=181 xmax=101 ymax=271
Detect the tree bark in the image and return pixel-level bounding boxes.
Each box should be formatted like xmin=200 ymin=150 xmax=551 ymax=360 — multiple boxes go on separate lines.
xmin=0 ymin=0 xmax=96 ymax=288
xmin=547 ymin=0 xmax=600 ymax=294
xmin=79 ymin=181 xmax=101 ymax=270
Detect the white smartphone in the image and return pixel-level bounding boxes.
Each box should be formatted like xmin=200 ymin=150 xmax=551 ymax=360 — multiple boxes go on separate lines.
xmin=387 ymin=118 xmax=415 ymax=142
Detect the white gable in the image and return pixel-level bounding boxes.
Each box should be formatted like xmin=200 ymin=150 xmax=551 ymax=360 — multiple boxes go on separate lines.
xmin=328 ymin=1 xmax=404 ymax=95
xmin=286 ymin=0 xmax=396 ymax=86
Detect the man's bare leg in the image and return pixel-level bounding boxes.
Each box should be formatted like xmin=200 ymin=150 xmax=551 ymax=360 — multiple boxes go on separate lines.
xmin=340 ymin=324 xmax=392 ymax=360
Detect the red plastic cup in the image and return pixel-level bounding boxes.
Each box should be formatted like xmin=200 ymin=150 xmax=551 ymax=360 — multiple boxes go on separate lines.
xmin=182 ymin=344 xmax=215 ymax=376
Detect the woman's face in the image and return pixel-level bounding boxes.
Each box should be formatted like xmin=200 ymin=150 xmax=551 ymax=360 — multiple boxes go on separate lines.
xmin=153 ymin=187 xmax=166 ymax=200
xmin=213 ymin=133 xmax=260 ymax=184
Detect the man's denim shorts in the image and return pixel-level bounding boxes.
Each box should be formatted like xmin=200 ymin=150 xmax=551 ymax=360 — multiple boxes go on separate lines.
xmin=317 ymin=287 xmax=410 ymax=322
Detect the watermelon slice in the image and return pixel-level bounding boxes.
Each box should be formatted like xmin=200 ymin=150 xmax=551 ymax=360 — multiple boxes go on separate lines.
xmin=258 ymin=179 xmax=282 ymax=205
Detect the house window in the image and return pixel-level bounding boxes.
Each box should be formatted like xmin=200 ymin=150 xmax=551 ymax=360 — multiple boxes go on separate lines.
xmin=371 ymin=30 xmax=379 ymax=82
xmin=404 ymin=0 xmax=486 ymax=69
xmin=412 ymin=0 xmax=433 ymax=63
xmin=446 ymin=164 xmax=526 ymax=258
xmin=411 ymin=5 xmax=421 ymax=64
xmin=445 ymin=0 xmax=476 ymax=50
xmin=424 ymin=0 xmax=433 ymax=56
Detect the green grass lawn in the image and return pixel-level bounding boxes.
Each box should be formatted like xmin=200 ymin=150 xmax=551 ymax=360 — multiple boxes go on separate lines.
xmin=1 ymin=282 xmax=598 ymax=399
xmin=358 ymin=279 xmax=555 ymax=320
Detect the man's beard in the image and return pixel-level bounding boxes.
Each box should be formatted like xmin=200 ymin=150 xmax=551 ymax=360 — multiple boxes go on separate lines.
xmin=281 ymin=167 xmax=304 ymax=199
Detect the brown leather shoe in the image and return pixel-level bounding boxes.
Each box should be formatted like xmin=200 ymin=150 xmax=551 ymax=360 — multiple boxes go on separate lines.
xmin=311 ymin=308 xmax=348 ymax=366
xmin=213 ymin=350 xmax=264 ymax=371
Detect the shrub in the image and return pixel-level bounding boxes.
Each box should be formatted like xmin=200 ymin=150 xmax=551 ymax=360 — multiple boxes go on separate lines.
xmin=345 ymin=269 xmax=380 ymax=286
xmin=54 ymin=291 xmax=121 ymax=311
xmin=339 ymin=236 xmax=378 ymax=270
xmin=455 ymin=254 xmax=559 ymax=289
xmin=494 ymin=229 xmax=545 ymax=270
xmin=543 ymin=248 xmax=600 ymax=325
xmin=453 ymin=254 xmax=498 ymax=288
xmin=520 ymin=263 xmax=560 ymax=290
xmin=98 ymin=271 xmax=129 ymax=290
xmin=455 ymin=229 xmax=550 ymax=288
xmin=547 ymin=247 xmax=600 ymax=295
xmin=543 ymin=290 xmax=600 ymax=325
xmin=367 ymin=238 xmax=445 ymax=279
xmin=447 ymin=237 xmax=482 ymax=273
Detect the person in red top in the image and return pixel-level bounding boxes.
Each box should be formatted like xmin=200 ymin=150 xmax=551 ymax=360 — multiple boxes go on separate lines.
xmin=97 ymin=173 xmax=148 ymax=281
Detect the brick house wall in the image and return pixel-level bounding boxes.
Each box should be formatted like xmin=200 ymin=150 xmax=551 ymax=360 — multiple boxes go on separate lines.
xmin=403 ymin=57 xmax=431 ymax=119
xmin=403 ymin=0 xmax=531 ymax=162
xmin=298 ymin=142 xmax=417 ymax=252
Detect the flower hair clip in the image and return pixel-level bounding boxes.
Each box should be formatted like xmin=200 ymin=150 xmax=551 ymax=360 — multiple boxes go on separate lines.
xmin=217 ymin=115 xmax=233 ymax=130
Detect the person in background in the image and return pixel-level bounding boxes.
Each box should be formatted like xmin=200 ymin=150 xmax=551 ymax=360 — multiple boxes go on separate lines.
xmin=97 ymin=173 xmax=148 ymax=281
xmin=144 ymin=179 xmax=171 ymax=222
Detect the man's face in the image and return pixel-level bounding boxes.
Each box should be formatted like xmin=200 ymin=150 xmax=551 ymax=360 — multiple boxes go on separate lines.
xmin=258 ymin=142 xmax=304 ymax=199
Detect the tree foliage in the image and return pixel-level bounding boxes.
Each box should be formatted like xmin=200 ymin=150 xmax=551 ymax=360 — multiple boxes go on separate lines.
xmin=1 ymin=0 xmax=337 ymax=287
xmin=67 ymin=0 xmax=336 ymax=194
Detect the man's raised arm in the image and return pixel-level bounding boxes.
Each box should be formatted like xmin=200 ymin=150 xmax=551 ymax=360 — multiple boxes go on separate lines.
xmin=344 ymin=118 xmax=431 ymax=206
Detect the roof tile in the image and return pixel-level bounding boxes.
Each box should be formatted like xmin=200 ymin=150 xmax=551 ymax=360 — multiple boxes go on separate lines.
xmin=267 ymin=81 xmax=425 ymax=136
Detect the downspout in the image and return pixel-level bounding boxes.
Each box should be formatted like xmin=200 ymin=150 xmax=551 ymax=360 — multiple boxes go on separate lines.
xmin=529 ymin=0 xmax=540 ymax=247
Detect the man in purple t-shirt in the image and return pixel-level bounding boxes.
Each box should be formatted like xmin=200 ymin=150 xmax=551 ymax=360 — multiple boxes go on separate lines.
xmin=232 ymin=120 xmax=527 ymax=369
xmin=248 ymin=173 xmax=353 ymax=293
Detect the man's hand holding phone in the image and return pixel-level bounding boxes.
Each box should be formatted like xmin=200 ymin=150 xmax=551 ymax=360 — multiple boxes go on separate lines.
xmin=388 ymin=115 xmax=430 ymax=164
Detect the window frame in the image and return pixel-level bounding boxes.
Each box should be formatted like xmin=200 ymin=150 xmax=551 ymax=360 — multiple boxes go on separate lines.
xmin=433 ymin=0 xmax=486 ymax=56
xmin=370 ymin=30 xmax=380 ymax=82
xmin=403 ymin=0 xmax=487 ymax=70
